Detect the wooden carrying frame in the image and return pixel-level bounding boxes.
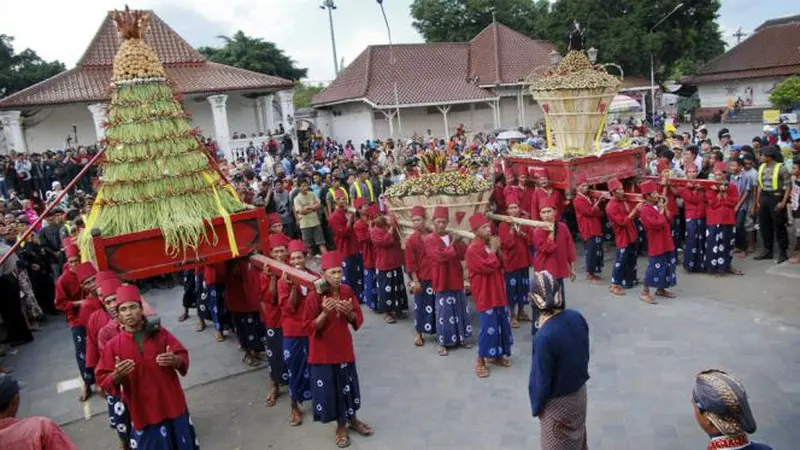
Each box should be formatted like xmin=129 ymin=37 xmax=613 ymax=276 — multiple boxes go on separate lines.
xmin=532 ymin=87 xmax=616 ymax=155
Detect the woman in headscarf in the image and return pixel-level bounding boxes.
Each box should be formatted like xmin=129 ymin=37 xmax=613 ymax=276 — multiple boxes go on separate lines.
xmin=692 ymin=369 xmax=772 ymax=449
xmin=528 ymin=271 xmax=590 ymax=450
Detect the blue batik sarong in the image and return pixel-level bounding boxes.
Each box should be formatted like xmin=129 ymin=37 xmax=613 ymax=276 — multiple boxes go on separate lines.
xmin=413 ymin=280 xmax=436 ymax=335
xmin=644 ymin=252 xmax=677 ymax=289
xmin=504 ymin=268 xmax=530 ymax=308
xmin=342 ymin=254 xmax=364 ymax=302
xmin=200 ymin=283 xmax=229 ymax=331
xmin=310 ymin=362 xmax=362 ymax=424
xmin=283 ymin=336 xmax=312 ymax=403
xmin=635 ymin=219 xmax=647 ymax=255
xmin=107 ymin=395 xmax=131 ymax=445
xmin=129 ymin=411 xmax=199 ymax=450
xmin=434 ymin=290 xmax=473 ymax=347
xmin=610 ymin=245 xmax=637 ymax=288
xmin=180 ymin=270 xmax=196 ymax=309
xmin=231 ymin=312 xmax=265 ymax=352
xmin=683 ymin=218 xmax=706 ymax=272
xmin=70 ymin=326 xmax=94 ymax=386
xmin=478 ymin=307 xmax=513 ymax=359
xmin=376 ymin=268 xmax=408 ymax=314
xmin=583 ymin=236 xmax=604 ymax=275
xmin=263 ymin=327 xmax=288 ymax=385
xmin=363 ymin=269 xmax=377 ymax=309
xmin=705 ymin=224 xmax=735 ymax=274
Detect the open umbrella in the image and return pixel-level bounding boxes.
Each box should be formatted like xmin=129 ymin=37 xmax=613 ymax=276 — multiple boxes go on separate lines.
xmin=496 ymin=130 xmax=527 ymax=140
xmin=608 ymin=95 xmax=642 ymax=113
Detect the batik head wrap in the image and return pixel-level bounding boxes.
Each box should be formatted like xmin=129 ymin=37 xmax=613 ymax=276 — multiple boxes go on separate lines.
xmin=692 ymin=369 xmax=757 ymax=436
xmin=529 ymin=271 xmax=564 ymax=312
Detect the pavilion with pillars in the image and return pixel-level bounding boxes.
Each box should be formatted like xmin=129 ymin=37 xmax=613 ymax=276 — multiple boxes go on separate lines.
xmin=0 ymin=10 xmax=296 ymax=160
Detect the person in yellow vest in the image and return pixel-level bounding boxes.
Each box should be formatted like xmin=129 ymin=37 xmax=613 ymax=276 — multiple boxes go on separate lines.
xmin=753 ymin=146 xmax=792 ymax=264
xmin=349 ymin=168 xmax=376 ymax=206
xmin=325 ymin=176 xmax=350 ymax=218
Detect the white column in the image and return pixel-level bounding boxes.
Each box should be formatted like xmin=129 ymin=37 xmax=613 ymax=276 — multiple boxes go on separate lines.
xmin=487 ymin=101 xmax=499 ymax=129
xmin=255 ymin=97 xmax=265 ymax=134
xmin=277 ymin=90 xmax=297 ymax=153
xmin=207 ymin=94 xmax=231 ymax=160
xmin=436 ymin=105 xmax=451 ymax=138
xmin=87 ymin=103 xmax=108 ymax=141
xmin=264 ymin=94 xmax=276 ymax=133
xmin=379 ymin=110 xmax=396 ymax=138
xmin=0 ymin=111 xmax=28 ymax=154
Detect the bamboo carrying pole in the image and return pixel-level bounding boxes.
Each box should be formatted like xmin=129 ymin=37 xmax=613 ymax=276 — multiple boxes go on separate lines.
xmin=396 ymin=219 xmax=475 ymax=240
xmin=485 ymin=213 xmax=553 ymax=231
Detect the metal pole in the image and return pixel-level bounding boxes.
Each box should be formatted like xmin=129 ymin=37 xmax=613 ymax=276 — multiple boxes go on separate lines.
xmin=649 ymin=3 xmax=684 ymax=127
xmin=327 ymin=5 xmax=339 ymax=75
xmin=378 ymin=1 xmax=402 ymax=138
xmin=0 ymin=147 xmax=106 ymax=267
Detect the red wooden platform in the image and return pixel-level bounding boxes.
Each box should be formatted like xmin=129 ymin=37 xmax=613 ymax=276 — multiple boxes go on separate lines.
xmin=92 ymin=208 xmax=269 ymax=280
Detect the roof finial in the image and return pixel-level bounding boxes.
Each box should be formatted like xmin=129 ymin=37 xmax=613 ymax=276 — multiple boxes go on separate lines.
xmin=492 ymin=10 xmax=497 ymax=24
xmin=112 ymin=5 xmax=152 ymax=40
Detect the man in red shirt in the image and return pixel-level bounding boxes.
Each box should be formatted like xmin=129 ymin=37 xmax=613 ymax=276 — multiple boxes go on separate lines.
xmin=199 ymin=262 xmax=229 ymax=341
xmin=465 ymin=213 xmax=512 ymax=378
xmin=261 ymin=234 xmax=290 ymax=407
xmin=530 ymin=168 xmax=567 ymax=221
xmin=370 ymin=214 xmax=408 ymax=324
xmin=678 ymin=164 xmax=707 ymax=272
xmin=705 ymin=162 xmax=743 ymax=276
xmin=328 ymin=191 xmax=363 ymax=302
xmin=304 ymin=251 xmax=374 ymax=448
xmin=0 ymin=374 xmax=77 ymax=450
xmin=638 ymin=181 xmax=677 ymax=304
xmin=605 ymin=179 xmax=640 ymax=296
xmin=423 ymin=206 xmax=473 ymax=356
xmin=404 ymin=206 xmax=436 ymax=347
xmin=498 ymin=194 xmax=532 ymax=328
xmin=573 ymin=179 xmax=606 ymax=282
xmin=225 ymin=258 xmax=266 ymax=367
xmin=95 ymin=285 xmax=199 ymax=450
xmin=353 ymin=201 xmax=377 ymax=310
xmin=532 ymin=205 xmax=576 ymax=335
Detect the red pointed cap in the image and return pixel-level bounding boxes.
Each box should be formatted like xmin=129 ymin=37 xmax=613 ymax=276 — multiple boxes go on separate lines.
xmin=505 ymin=193 xmax=521 ymax=206
xmin=353 ymin=197 xmax=367 ymax=209
xmin=411 ymin=205 xmax=426 ymax=219
xmin=333 ymin=190 xmax=347 ymax=201
xmin=76 ymin=262 xmax=97 ymax=283
xmin=95 ymin=271 xmax=118 ymax=286
xmin=265 ymin=212 xmax=280 ymax=226
xmin=433 ymin=206 xmax=449 ymax=220
xmin=99 ymin=278 xmax=123 ymax=299
xmin=321 ymin=251 xmax=344 ymax=270
xmin=288 ymin=239 xmax=307 ymax=255
xmin=65 ymin=244 xmax=80 ymax=259
xmin=115 ymin=284 xmax=142 ymax=307
xmin=640 ymin=181 xmax=658 ymax=196
xmin=268 ymin=233 xmax=290 ymax=249
xmin=468 ymin=213 xmax=491 ymax=231
xmin=713 ymin=161 xmax=728 ymax=173
xmin=608 ymin=179 xmax=623 ymax=192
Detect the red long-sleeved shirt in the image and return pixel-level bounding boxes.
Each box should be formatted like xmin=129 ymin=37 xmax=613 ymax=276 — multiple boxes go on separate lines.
xmin=423 ymin=232 xmax=467 ymax=292
xmin=530 ymin=188 xmax=566 ymax=221
xmin=328 ymin=209 xmax=358 ymax=258
xmin=353 ymin=218 xmax=375 ymax=269
xmin=85 ymin=309 xmax=112 ymax=369
xmin=370 ymin=226 xmax=404 ymax=271
xmin=573 ymin=194 xmax=604 ymax=240
xmin=278 ymin=268 xmax=317 ymax=337
xmin=605 ymin=198 xmax=638 ymax=248
xmin=498 ymin=222 xmax=532 ymax=272
xmin=76 ymin=296 xmax=102 ymax=328
xmin=705 ymin=183 xmax=739 ymax=226
xmin=203 ymin=262 xmax=226 ymax=285
xmin=639 ymin=203 xmax=675 ymax=256
xmin=224 ymin=260 xmax=259 ymax=313
xmin=533 ymin=222 xmax=576 ymax=279
xmin=257 ymin=270 xmax=281 ymax=329
xmin=54 ymin=270 xmax=81 ymax=328
xmin=492 ymin=184 xmax=507 ymax=213
xmin=465 ymin=239 xmax=508 ymax=312
xmin=303 ymin=284 xmax=363 ymax=364
xmin=95 ymin=328 xmax=189 ymax=430
xmin=404 ymin=231 xmax=433 ymax=281
xmin=678 ymin=187 xmax=706 ymax=220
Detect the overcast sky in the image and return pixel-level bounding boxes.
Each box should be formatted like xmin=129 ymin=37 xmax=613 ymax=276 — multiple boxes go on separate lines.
xmin=0 ymin=0 xmax=796 ymax=83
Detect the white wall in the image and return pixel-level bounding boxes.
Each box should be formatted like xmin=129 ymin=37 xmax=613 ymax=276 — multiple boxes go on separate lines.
xmin=22 ymin=103 xmax=97 ymax=152
xmin=371 ymin=104 xmax=499 ymax=140
xmin=183 ymin=93 xmax=259 ymax=140
xmin=328 ymin=102 xmax=374 ymax=144
xmin=697 ymin=77 xmax=784 ymax=108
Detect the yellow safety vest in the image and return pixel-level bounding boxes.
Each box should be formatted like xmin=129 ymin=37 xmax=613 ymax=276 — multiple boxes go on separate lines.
xmin=757 ymin=163 xmax=781 ymax=191
xmin=328 ymin=187 xmax=349 ymax=203
xmin=354 ymin=180 xmax=375 ymax=202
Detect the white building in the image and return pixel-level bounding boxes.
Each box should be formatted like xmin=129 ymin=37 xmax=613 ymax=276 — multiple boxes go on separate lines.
xmin=310 ymin=22 xmax=558 ymax=143
xmin=689 ymin=15 xmax=800 ymax=111
xmin=0 ymin=10 xmax=296 ymax=160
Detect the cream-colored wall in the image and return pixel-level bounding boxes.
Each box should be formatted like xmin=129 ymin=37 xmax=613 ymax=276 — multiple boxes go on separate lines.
xmin=697 ymin=77 xmax=784 ymax=108
xmin=22 ymin=103 xmax=97 ymax=152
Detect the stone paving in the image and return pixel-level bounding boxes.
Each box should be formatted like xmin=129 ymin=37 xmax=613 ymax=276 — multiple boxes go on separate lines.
xmin=4 ymin=250 xmax=800 ymax=449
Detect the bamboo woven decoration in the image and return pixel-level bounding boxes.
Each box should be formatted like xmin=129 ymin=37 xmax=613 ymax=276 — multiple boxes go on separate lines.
xmin=528 ymin=50 xmax=620 ymax=156
xmin=79 ymin=6 xmax=246 ymax=260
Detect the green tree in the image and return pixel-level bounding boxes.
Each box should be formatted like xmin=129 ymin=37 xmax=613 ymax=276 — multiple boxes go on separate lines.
xmin=294 ymin=82 xmax=325 ymax=109
xmin=0 ymin=35 xmax=66 ymax=97
xmin=769 ymin=76 xmax=800 ymax=110
xmin=198 ymin=31 xmax=307 ymax=81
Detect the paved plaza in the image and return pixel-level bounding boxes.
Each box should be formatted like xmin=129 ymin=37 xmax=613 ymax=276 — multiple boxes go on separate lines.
xmin=3 ymin=249 xmax=799 ymax=450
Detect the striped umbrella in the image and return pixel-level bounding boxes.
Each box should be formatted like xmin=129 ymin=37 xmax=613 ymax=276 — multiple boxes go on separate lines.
xmin=608 ymin=95 xmax=642 ymax=113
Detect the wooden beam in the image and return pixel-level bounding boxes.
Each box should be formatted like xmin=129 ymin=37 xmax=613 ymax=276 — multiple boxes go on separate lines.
xmin=588 ymin=189 xmax=643 ymax=202
xmin=396 ymin=219 xmax=474 ymax=240
xmin=249 ymin=254 xmax=318 ymax=289
xmin=485 ymin=213 xmax=552 ymax=230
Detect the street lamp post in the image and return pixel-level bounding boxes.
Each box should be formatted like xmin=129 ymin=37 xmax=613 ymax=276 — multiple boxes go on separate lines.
xmin=649 ymin=3 xmax=684 ymax=123
xmin=320 ymin=0 xmax=339 ymax=76
xmin=377 ymin=0 xmax=402 ymax=138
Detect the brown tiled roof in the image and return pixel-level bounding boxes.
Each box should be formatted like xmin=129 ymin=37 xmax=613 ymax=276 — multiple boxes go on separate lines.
xmin=620 ymin=76 xmax=652 ymax=90
xmin=688 ymin=18 xmax=800 ymax=84
xmin=0 ymin=11 xmax=292 ymax=109
xmin=470 ymin=22 xmax=556 ymax=85
xmin=312 ymin=21 xmax=554 ymax=107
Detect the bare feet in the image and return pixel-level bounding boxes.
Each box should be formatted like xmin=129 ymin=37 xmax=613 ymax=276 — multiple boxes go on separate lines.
xmin=655 ymin=289 xmax=676 ymax=298
xmin=348 ymin=419 xmax=374 ymax=436
xmin=413 ymin=333 xmax=424 ymax=347
xmin=437 ymin=346 xmax=448 ymax=356
xmin=510 ymin=318 xmax=520 ymax=329
xmin=214 ymin=332 xmax=225 ymax=342
xmin=384 ymin=314 xmax=396 ymax=324
xmin=489 ymin=357 xmax=511 ymax=367
xmin=459 ymin=342 xmax=473 ymax=349
xmin=194 ymin=320 xmax=206 ymax=332
xmin=639 ymin=292 xmax=657 ymax=305
xmin=517 ymin=310 xmax=531 ymax=322
xmin=335 ymin=427 xmax=350 ymax=448
xmin=609 ymin=285 xmax=626 ymax=296
xmin=475 ymin=361 xmax=490 ymax=378
xmin=289 ymin=406 xmax=303 ymax=426
xmin=265 ymin=384 xmax=279 ymax=407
